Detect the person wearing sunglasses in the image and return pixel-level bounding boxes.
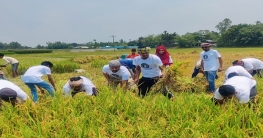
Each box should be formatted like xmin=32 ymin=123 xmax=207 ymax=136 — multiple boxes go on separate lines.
xmin=200 ymin=43 xmax=223 ymax=93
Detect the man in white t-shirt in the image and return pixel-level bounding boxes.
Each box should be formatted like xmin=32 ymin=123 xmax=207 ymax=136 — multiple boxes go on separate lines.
xmin=102 ymin=60 xmax=131 ymax=90
xmin=133 ymin=46 xmax=174 ymax=99
xmin=0 ymin=53 xmax=19 ymax=78
xmin=200 ymin=43 xmax=223 ymax=93
xmin=0 ymin=80 xmax=31 ymax=106
xmin=232 ymin=58 xmax=263 ymax=78
xmin=21 ymin=61 xmax=56 ymax=102
xmin=63 ymin=76 xmax=98 ymax=97
xmin=213 ymin=76 xmax=257 ymax=105
xmin=224 ymin=65 xmax=253 ymax=81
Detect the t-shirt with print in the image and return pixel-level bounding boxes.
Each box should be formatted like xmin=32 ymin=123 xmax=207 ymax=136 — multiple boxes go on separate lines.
xmin=200 ymin=49 xmax=221 ymax=71
xmin=133 ymin=54 xmax=163 ymax=78
xmin=214 ymin=76 xmax=256 ymax=103
xmin=102 ymin=65 xmax=131 ymax=81
xmin=242 ymin=58 xmax=263 ymax=70
xmin=21 ymin=65 xmax=51 ymax=83
xmin=63 ymin=76 xmax=96 ymax=96
xmin=225 ymin=66 xmax=252 ymax=80
xmin=0 ymin=80 xmax=28 ymax=101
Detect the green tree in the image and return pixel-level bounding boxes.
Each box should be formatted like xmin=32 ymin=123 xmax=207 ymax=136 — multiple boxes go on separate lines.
xmin=215 ymin=18 xmax=232 ymax=34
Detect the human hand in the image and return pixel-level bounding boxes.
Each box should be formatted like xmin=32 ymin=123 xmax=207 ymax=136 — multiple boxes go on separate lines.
xmin=218 ymin=68 xmax=223 ymax=72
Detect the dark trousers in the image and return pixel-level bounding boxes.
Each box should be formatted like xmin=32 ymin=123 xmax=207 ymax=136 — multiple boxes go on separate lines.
xmin=252 ymin=69 xmax=263 ymax=78
xmin=138 ymin=77 xmax=174 ymax=98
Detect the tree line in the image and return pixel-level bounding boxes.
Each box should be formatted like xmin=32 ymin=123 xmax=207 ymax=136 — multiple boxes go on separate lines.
xmin=0 ymin=18 xmax=263 ymax=49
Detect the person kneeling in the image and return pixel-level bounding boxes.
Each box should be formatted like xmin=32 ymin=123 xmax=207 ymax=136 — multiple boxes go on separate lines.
xmin=63 ymin=76 xmax=98 ymax=97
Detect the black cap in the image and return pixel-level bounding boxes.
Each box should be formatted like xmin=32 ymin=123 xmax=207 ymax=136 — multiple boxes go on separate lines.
xmin=0 ymin=88 xmax=17 ymax=100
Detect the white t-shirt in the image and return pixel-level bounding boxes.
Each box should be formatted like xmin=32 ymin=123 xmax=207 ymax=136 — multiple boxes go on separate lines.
xmin=0 ymin=80 xmax=28 ymax=101
xmin=102 ymin=65 xmax=131 ymax=81
xmin=133 ymin=54 xmax=163 ymax=78
xmin=2 ymin=56 xmax=19 ymax=65
xmin=200 ymin=49 xmax=221 ymax=71
xmin=214 ymin=76 xmax=256 ymax=103
xmin=225 ymin=66 xmax=253 ymax=80
xmin=242 ymin=58 xmax=263 ymax=70
xmin=21 ymin=65 xmax=51 ymax=83
xmin=63 ymin=76 xmax=96 ymax=96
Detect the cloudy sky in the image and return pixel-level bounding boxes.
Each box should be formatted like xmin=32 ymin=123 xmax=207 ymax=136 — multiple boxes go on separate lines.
xmin=0 ymin=0 xmax=262 ymax=47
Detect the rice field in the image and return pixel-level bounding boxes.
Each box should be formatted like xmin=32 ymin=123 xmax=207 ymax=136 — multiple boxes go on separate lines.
xmin=0 ymin=47 xmax=263 ymax=137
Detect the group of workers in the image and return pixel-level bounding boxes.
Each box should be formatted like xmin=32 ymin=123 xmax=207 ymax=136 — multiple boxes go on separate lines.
xmin=1 ymin=43 xmax=263 ymax=106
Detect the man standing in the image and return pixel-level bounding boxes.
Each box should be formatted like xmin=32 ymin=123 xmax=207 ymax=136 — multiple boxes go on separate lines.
xmin=0 ymin=53 xmax=19 ymax=78
xmin=213 ymin=76 xmax=257 ymax=105
xmin=232 ymin=58 xmax=263 ymax=78
xmin=21 ymin=61 xmax=56 ymax=102
xmin=102 ymin=60 xmax=131 ymax=90
xmin=127 ymin=48 xmax=140 ymax=59
xmin=133 ymin=46 xmax=173 ymax=99
xmin=0 ymin=79 xmax=31 ymax=106
xmin=200 ymin=43 xmax=223 ymax=93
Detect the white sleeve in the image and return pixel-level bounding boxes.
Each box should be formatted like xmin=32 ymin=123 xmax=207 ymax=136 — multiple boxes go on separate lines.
xmin=16 ymin=89 xmax=28 ymax=101
xmin=63 ymin=82 xmax=71 ymax=96
xmin=121 ymin=68 xmax=131 ymax=80
xmin=82 ymin=85 xmax=93 ymax=95
xmin=169 ymin=56 xmax=173 ymax=64
xmin=244 ymin=63 xmax=254 ymax=71
xmin=2 ymin=58 xmax=10 ymax=65
xmin=214 ymin=50 xmax=221 ymax=58
xmin=155 ymin=56 xmax=163 ymax=66
xmin=102 ymin=65 xmax=109 ymax=73
xmin=214 ymin=89 xmax=224 ymax=100
xmin=238 ymin=94 xmax=250 ymax=103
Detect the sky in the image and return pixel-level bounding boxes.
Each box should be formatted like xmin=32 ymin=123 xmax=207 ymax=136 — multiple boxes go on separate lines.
xmin=0 ymin=0 xmax=263 ymax=47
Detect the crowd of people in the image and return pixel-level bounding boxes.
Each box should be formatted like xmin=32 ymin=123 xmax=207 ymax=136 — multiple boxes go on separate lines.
xmin=0 ymin=44 xmax=263 ymax=107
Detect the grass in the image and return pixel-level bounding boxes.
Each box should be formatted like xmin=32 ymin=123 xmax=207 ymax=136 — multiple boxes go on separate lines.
xmin=0 ymin=47 xmax=263 ymax=137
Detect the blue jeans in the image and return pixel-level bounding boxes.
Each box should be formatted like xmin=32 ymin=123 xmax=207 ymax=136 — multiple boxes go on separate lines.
xmin=25 ymin=81 xmax=55 ymax=102
xmin=204 ymin=71 xmax=217 ymax=92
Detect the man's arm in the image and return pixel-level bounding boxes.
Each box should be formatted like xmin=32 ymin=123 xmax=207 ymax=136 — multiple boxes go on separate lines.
xmin=47 ymin=74 xmax=56 ymax=91
xmin=218 ymin=57 xmax=223 ymax=72
xmin=134 ymin=65 xmax=141 ymax=83
xmin=159 ymin=66 xmax=166 ymax=78
xmin=103 ymin=73 xmax=111 ymax=85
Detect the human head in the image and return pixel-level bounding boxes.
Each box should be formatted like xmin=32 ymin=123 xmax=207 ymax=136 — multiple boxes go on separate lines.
xmin=218 ymin=85 xmax=236 ymax=98
xmin=69 ymin=76 xmax=83 ymax=91
xmin=109 ymin=60 xmax=121 ymax=73
xmin=138 ymin=46 xmax=150 ymax=59
xmin=232 ymin=60 xmax=244 ymax=66
xmin=0 ymin=88 xmax=17 ymax=106
xmin=41 ymin=61 xmax=53 ymax=68
xmin=156 ymin=45 xmax=168 ymax=55
xmin=131 ymin=48 xmax=136 ymax=53
xmin=0 ymin=53 xmax=4 ymax=58
xmin=200 ymin=43 xmax=211 ymax=52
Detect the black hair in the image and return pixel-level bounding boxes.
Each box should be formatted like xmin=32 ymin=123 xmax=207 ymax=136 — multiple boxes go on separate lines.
xmin=0 ymin=53 xmax=4 ymax=57
xmin=227 ymin=72 xmax=239 ymax=79
xmin=41 ymin=61 xmax=53 ymax=68
xmin=131 ymin=48 xmax=136 ymax=52
xmin=232 ymin=60 xmax=239 ymax=65
xmin=69 ymin=76 xmax=82 ymax=82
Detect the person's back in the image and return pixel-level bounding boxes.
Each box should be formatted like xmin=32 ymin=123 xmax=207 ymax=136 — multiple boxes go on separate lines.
xmin=225 ymin=65 xmax=252 ymax=80
xmin=242 ymin=58 xmax=263 ymax=70
xmin=119 ymin=59 xmax=134 ymax=70
xmin=22 ymin=65 xmax=51 ymax=83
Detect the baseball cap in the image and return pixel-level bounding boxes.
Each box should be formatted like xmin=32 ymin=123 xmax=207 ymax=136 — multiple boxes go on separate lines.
xmin=0 ymin=88 xmax=17 ymax=100
xmin=218 ymin=85 xmax=236 ymax=96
